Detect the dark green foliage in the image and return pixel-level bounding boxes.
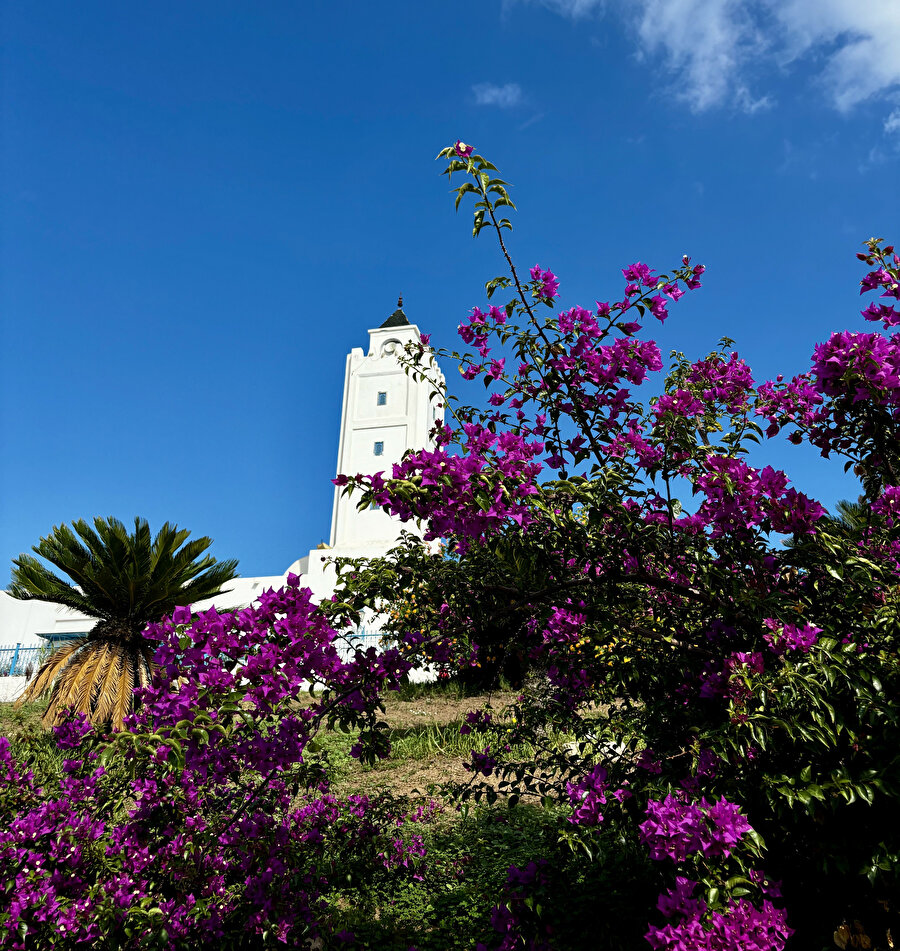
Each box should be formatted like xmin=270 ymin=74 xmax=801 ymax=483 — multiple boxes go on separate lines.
xmin=325 ymin=805 xmax=659 ymax=951
xmin=9 ymin=516 xmax=238 ymax=629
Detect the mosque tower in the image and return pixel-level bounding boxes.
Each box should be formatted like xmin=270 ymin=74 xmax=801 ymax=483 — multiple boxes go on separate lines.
xmin=289 ymin=299 xmax=445 ymax=601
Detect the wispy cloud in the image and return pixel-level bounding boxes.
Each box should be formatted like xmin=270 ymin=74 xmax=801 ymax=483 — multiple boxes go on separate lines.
xmin=871 ymin=105 xmax=900 ymax=165
xmin=518 ymin=111 xmax=545 ymax=130
xmin=472 ymin=82 xmax=524 ymax=108
xmin=859 ymin=144 xmax=889 ymax=174
xmin=510 ymin=0 xmax=900 ymax=119
xmin=526 ymin=0 xmax=605 ymax=16
xmin=885 ymin=108 xmax=900 ymax=137
xmin=632 ymin=0 xmax=768 ymax=113
xmin=777 ymin=134 xmax=837 ymax=179
xmin=734 ymin=85 xmax=774 ymax=115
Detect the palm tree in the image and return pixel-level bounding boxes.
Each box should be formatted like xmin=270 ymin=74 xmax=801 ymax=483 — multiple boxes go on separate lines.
xmin=784 ymin=498 xmax=871 ymax=550
xmin=9 ymin=516 xmax=238 ymax=729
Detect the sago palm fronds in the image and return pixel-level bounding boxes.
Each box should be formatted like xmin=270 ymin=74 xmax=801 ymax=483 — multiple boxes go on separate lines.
xmin=10 ymin=516 xmax=238 ymax=728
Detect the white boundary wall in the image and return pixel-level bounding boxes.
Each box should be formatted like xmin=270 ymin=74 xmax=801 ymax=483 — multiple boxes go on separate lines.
xmin=0 ymin=678 xmax=27 ymax=703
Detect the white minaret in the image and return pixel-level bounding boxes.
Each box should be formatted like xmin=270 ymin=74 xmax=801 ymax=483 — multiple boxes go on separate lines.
xmin=290 ymin=299 xmax=445 ymax=600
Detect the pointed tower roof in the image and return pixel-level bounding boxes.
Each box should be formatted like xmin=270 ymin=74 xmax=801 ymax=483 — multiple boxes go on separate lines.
xmin=379 ymin=295 xmax=410 ymax=329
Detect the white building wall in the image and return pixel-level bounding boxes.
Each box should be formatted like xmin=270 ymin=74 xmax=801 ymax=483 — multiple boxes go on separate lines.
xmin=0 ymin=592 xmax=93 ymax=648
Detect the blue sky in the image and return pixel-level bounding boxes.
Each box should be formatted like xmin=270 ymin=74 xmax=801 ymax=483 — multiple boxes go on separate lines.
xmin=2 ymin=0 xmax=899 ymax=585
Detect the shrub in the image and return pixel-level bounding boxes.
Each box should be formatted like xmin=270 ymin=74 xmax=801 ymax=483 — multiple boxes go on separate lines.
xmin=333 ymin=143 xmax=900 ymax=949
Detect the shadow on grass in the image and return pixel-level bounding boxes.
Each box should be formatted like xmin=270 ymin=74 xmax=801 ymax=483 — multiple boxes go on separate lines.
xmin=324 ymin=803 xmax=660 ymax=951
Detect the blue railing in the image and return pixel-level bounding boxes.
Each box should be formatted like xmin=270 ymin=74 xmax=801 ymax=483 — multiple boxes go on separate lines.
xmin=337 ymin=628 xmax=387 ymax=661
xmin=0 ymin=632 xmax=390 ymax=678
xmin=0 ymin=644 xmax=48 ymax=678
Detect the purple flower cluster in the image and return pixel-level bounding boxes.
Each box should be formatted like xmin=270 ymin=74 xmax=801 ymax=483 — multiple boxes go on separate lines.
xmin=530 ymin=264 xmax=560 ymax=300
xmin=755 ymin=242 xmax=900 ymax=490
xmin=656 ymin=877 xmax=706 ymax=919
xmin=646 ymin=891 xmax=792 ymax=951
xmin=861 ymin=301 xmax=900 ymax=328
xmin=459 ymin=708 xmax=493 ymax=735
xmin=51 ymin=711 xmax=93 ymax=750
xmin=337 ymin=423 xmax=544 ymax=552
xmin=654 ymin=389 xmax=706 ymax=421
xmin=623 ymin=262 xmax=659 ymax=287
xmin=459 ymin=304 xmax=508 ymax=355
xmin=873 ymin=485 xmax=900 ymax=527
xmin=380 ymin=832 xmax=427 ymax=873
xmin=812 ymin=331 xmax=900 ymax=405
xmin=465 ymin=747 xmax=498 ymax=777
xmin=566 ymin=764 xmax=631 ymax=826
xmin=655 ymin=354 xmax=755 ymax=424
xmin=687 ymin=354 xmax=755 ymax=413
xmin=763 ymin=618 xmax=822 ymax=655
xmin=695 ymin=457 xmax=825 ymax=539
xmin=639 ymin=795 xmax=752 ymax=862
xmin=858 ymin=245 xmax=900 ymax=328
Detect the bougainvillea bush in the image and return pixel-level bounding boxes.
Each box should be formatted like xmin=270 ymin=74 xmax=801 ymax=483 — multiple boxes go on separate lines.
xmin=0 ymin=582 xmax=432 ymax=948
xmin=2 ymin=142 xmax=899 ymax=950
xmin=332 ymin=144 xmax=900 ymax=949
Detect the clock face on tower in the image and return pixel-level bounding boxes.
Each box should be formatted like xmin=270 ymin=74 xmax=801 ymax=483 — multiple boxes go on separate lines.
xmin=380 ymin=338 xmax=402 ymax=358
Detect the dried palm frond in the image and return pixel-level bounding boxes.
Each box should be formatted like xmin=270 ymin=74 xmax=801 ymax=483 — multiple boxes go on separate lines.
xmin=67 ymin=641 xmax=110 ymax=715
xmin=19 ymin=638 xmax=157 ymax=730
xmin=18 ymin=638 xmax=88 ymax=708
xmin=136 ymin=645 xmax=154 ymax=690
xmin=101 ymin=644 xmax=156 ymax=731
xmin=90 ymin=647 xmax=125 ymax=727
xmin=113 ymin=650 xmax=137 ymax=730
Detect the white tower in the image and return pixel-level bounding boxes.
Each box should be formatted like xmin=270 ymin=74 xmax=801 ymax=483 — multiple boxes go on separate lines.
xmin=290 ymin=299 xmax=445 ymax=600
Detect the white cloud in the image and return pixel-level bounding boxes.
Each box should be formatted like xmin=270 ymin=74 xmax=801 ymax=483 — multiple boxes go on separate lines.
xmin=632 ymin=0 xmax=767 ymax=112
xmin=879 ymin=106 xmax=900 ymax=161
xmin=772 ymin=0 xmax=900 ymax=112
xmin=735 ymin=85 xmax=774 ymax=114
xmin=885 ymin=108 xmax=900 ymax=136
xmin=512 ymin=0 xmax=900 ymax=116
xmin=472 ymin=82 xmax=524 ymax=108
xmin=503 ymin=0 xmax=605 ymax=18
xmin=860 ymin=144 xmax=889 ymax=173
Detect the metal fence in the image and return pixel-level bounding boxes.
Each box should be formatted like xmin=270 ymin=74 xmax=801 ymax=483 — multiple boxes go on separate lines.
xmin=0 ymin=644 xmax=48 ymax=678
xmin=336 ymin=628 xmax=387 ymax=662
xmin=0 ymin=631 xmax=391 ymax=679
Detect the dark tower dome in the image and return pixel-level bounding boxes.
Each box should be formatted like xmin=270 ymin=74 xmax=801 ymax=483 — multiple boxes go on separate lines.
xmin=380 ymin=295 xmax=411 ymax=329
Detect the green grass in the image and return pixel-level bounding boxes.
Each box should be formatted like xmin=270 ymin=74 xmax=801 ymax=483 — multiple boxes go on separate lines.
xmin=387 ymin=720 xmax=578 ymax=762
xmin=0 ymin=701 xmax=44 ymax=739
xmin=0 ymin=703 xmax=65 ymax=783
xmin=394 ymin=677 xmax=507 ymax=702
xmin=389 ymin=721 xmax=498 ymax=760
xmin=311 ymin=716 xmax=569 ymax=768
